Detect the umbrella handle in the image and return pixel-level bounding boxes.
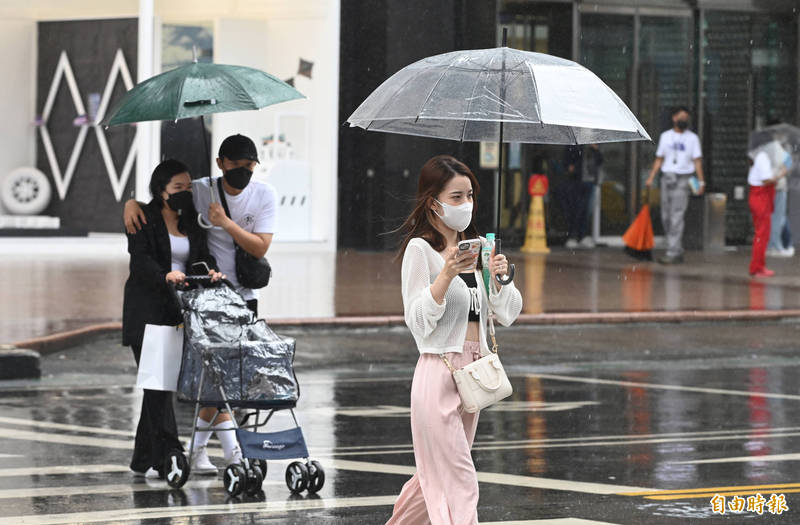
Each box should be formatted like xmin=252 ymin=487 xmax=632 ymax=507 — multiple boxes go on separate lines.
xmin=492 ymin=237 xmax=515 ymax=286
xmin=197 ymin=176 xmax=216 ymax=229
xmin=197 ymin=213 xmax=213 ymax=229
xmin=495 ymin=264 xmax=515 ymax=286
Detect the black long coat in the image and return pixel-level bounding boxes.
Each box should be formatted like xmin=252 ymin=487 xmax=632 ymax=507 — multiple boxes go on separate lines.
xmin=122 ymin=199 xmax=217 ymax=348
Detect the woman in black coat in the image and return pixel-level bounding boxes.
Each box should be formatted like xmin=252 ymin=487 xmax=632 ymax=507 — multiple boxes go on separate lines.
xmin=122 ymin=159 xmax=221 ymax=478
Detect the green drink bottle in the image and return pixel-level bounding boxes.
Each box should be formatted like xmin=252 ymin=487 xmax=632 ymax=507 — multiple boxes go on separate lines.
xmin=481 ymin=233 xmax=494 ymax=295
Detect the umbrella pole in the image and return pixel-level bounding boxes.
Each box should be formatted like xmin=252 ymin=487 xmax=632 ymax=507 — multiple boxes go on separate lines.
xmin=200 ymin=114 xmax=214 ymax=203
xmin=196 ymin=114 xmax=216 ymax=229
xmin=494 ymin=28 xmax=509 ymax=233
xmin=493 ymin=28 xmax=515 ymax=286
xmin=495 ymin=122 xmax=504 ymax=232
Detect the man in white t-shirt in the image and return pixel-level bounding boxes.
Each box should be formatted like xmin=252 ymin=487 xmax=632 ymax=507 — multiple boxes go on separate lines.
xmin=645 ymin=106 xmax=705 ymax=264
xmin=125 ymin=134 xmax=276 ymax=313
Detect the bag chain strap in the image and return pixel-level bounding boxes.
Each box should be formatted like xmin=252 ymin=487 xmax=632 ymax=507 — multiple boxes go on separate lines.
xmin=440 ymin=312 xmax=499 ymax=374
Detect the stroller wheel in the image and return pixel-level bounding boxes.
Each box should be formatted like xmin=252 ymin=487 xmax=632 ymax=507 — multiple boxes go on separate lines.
xmin=251 ymin=458 xmax=267 ymax=479
xmin=285 ymin=461 xmax=309 ymax=494
xmin=224 ymin=463 xmax=247 ymax=497
xmin=307 ymin=460 xmax=325 ymax=494
xmin=164 ymin=449 xmax=190 ymax=488
xmin=245 ymin=465 xmax=264 ymax=496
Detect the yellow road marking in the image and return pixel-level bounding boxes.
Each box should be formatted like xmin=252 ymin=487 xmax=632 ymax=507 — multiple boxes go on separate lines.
xmin=621 ymin=482 xmax=800 ymax=497
xmin=644 ymin=487 xmax=800 ymax=501
xmin=621 ymin=482 xmax=800 ymax=501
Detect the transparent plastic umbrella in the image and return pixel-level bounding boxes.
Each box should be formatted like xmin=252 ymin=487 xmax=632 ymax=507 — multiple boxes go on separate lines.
xmin=347 ymin=47 xmax=650 ymax=145
xmin=347 ymin=44 xmax=650 ymax=235
xmin=748 ymin=124 xmax=800 ymax=171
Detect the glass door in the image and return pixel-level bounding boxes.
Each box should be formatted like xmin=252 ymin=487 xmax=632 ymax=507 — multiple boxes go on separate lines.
xmin=580 ymin=13 xmax=635 ymax=236
xmin=637 ymin=15 xmax=694 ymax=235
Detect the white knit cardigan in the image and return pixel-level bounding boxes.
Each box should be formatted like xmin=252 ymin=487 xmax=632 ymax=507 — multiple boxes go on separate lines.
xmin=401 ymin=237 xmax=523 ymax=355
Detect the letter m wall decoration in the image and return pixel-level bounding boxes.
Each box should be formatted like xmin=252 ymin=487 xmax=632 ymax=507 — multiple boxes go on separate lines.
xmin=36 ymin=19 xmax=137 ymax=233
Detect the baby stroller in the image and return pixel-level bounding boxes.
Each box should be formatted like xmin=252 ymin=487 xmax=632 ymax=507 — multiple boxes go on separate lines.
xmin=166 ymin=275 xmax=324 ymax=497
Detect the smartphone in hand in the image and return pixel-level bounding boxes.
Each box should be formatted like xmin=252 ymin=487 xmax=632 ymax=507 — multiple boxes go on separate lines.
xmin=458 ymin=238 xmax=482 ymax=258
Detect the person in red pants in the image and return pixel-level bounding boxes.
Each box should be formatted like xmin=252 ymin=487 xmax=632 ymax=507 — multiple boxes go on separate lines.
xmin=748 ymin=151 xmax=787 ymax=276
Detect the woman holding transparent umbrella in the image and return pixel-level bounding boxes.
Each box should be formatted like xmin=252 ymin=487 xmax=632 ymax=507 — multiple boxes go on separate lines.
xmin=387 ymin=155 xmax=522 ymax=525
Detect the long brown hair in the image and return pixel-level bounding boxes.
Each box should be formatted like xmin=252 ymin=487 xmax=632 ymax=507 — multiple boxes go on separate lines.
xmin=396 ymin=155 xmax=481 ymax=260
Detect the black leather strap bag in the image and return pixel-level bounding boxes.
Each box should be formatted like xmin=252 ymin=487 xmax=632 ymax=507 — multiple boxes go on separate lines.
xmin=216 ymin=178 xmax=272 ymax=289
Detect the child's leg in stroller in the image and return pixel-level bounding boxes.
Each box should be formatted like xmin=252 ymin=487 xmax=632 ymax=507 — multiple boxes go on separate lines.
xmin=193 ymin=407 xmax=216 ymax=448
xmin=196 ymin=408 xmax=242 ymax=464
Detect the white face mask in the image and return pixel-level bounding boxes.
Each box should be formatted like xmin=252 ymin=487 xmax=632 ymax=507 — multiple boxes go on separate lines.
xmin=434 ymin=199 xmax=473 ymax=232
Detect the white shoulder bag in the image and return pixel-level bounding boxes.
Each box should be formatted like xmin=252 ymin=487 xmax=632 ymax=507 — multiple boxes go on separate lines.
xmin=441 ymin=312 xmax=512 ymax=413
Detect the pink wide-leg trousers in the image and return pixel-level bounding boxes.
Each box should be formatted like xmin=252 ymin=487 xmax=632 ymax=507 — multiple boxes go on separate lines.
xmin=386 ymin=341 xmax=482 ymax=525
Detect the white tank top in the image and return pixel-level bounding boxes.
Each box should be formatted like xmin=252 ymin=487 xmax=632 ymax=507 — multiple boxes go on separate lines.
xmin=169 ymin=233 xmax=190 ymax=272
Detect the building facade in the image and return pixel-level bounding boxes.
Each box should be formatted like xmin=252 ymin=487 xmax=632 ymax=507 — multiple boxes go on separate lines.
xmin=338 ymin=0 xmax=800 ymax=249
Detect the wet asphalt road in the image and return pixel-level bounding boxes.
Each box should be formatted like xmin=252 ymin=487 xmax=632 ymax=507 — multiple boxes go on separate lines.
xmin=2 ymin=320 xmax=800 ymax=524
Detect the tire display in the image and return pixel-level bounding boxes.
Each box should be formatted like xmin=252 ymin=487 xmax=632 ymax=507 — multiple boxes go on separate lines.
xmin=1 ymin=167 xmax=52 ymax=215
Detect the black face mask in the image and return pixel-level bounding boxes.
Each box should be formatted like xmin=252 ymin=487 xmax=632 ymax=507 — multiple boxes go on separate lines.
xmin=166 ymin=190 xmax=193 ymax=214
xmin=676 ymin=119 xmax=689 ymax=131
xmin=224 ymin=166 xmax=253 ymax=190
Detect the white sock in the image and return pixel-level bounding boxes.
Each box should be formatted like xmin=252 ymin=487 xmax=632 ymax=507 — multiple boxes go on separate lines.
xmin=213 ymin=420 xmax=239 ymax=457
xmin=192 ymin=417 xmax=213 ymax=449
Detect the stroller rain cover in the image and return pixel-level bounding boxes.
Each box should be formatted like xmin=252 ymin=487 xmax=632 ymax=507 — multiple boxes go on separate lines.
xmin=176 ymin=282 xmax=299 ymax=408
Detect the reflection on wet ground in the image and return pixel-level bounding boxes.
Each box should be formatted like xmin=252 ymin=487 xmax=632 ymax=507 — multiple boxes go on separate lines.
xmin=4 ymin=237 xmax=800 ymax=342
xmin=1 ymin=321 xmax=800 ymax=523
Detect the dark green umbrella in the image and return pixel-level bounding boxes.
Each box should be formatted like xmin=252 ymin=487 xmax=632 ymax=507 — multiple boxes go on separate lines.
xmin=104 ymin=59 xmax=303 ymax=227
xmin=105 ymin=61 xmax=304 ymax=125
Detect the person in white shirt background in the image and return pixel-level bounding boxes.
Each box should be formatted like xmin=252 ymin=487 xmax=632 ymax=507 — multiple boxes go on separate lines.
xmin=748 ymin=148 xmax=788 ymax=277
xmin=764 ymin=119 xmax=795 ymax=259
xmin=123 ymin=134 xmax=277 ymax=475
xmin=645 ymin=106 xmax=705 ymax=265
xmin=386 ymin=155 xmax=522 ymax=525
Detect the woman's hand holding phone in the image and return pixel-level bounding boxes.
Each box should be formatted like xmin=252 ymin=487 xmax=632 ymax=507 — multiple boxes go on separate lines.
xmin=443 ymin=246 xmax=478 ymax=279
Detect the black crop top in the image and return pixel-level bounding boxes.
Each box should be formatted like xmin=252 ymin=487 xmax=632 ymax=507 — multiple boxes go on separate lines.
xmin=457 ymin=272 xmax=481 ymax=322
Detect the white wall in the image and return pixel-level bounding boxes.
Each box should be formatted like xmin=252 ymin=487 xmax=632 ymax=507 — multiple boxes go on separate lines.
xmin=212 ymin=4 xmax=339 ymax=252
xmin=0 ymin=19 xmax=37 ymax=214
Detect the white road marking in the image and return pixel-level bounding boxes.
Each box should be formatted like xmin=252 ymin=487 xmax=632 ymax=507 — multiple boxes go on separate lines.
xmin=327 ymin=459 xmax=656 ymax=495
xmin=0 ymin=427 xmax=226 ymax=458
xmin=673 ymin=452 xmax=800 ymax=465
xmin=9 ymin=416 xmax=798 ymax=450
xmin=5 ymin=420 xmax=800 ymax=465
xmin=0 ymin=427 xmax=654 ymax=495
xmin=0 ymin=478 xmax=281 ymax=499
xmin=531 ymin=373 xmax=800 ymax=401
xmin=314 ymin=428 xmax=800 ymax=457
xmin=0 ymin=464 xmax=131 ymax=477
xmin=327 ymin=401 xmax=598 ymax=417
xmin=482 ymin=521 xmax=619 ymax=525
xmin=0 ymin=416 xmax=133 ymax=437
xmin=330 ymin=425 xmax=800 ymax=449
xmin=0 ymin=495 xmax=400 ymax=525
xmin=0 ymin=494 xmax=619 ymax=525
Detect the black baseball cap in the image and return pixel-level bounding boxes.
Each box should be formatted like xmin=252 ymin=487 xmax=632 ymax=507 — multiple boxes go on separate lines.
xmin=218 ymin=134 xmax=259 ymax=163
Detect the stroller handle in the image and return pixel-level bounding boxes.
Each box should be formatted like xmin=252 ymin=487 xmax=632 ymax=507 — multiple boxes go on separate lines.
xmin=171 ymin=275 xmax=236 ymax=290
